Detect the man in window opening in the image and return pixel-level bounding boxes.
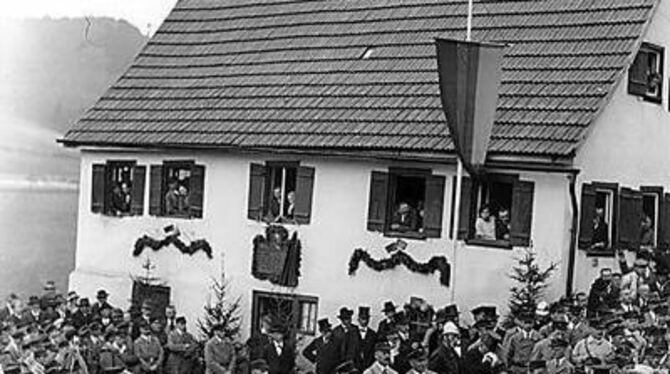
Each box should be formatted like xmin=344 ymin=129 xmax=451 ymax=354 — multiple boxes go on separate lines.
xmin=495 ymin=208 xmax=511 ymax=241
xmin=285 ymin=191 xmax=296 ymax=220
xmin=590 ymin=208 xmax=609 ymax=250
xmin=390 ymin=202 xmax=419 ymax=232
xmin=110 ymin=183 xmax=130 ymax=215
xmin=475 ymin=205 xmax=496 ymax=240
xmin=165 ymin=179 xmax=181 ymax=215
xmin=266 ymin=186 xmax=283 ymax=222
xmin=177 ymin=185 xmax=190 ymax=213
xmin=641 ymin=215 xmax=655 ymax=248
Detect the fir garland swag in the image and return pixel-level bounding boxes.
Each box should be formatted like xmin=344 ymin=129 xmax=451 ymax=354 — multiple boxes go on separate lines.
xmin=133 ymin=234 xmax=213 ymax=259
xmin=348 ymin=249 xmax=451 ymax=287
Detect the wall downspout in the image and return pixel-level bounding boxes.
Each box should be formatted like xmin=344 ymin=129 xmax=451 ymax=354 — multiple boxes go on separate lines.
xmin=566 ymin=171 xmax=580 ymax=296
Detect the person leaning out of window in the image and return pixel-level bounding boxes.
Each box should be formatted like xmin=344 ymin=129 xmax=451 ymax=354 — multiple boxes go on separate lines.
xmin=475 ymin=205 xmax=496 ymax=240
xmin=495 ymin=208 xmax=511 ymax=241
xmin=390 ymin=202 xmax=419 ymax=232
xmin=590 ymin=208 xmax=609 ymax=251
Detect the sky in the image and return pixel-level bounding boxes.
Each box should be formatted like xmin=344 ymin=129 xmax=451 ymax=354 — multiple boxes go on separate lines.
xmin=0 ymin=0 xmax=179 ymax=35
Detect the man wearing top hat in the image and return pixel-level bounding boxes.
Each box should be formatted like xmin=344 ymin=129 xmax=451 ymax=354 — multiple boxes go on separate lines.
xmin=377 ymin=302 xmax=397 ymax=342
xmin=363 ymin=342 xmax=398 ymax=374
xmin=333 ymin=307 xmax=360 ymax=364
xmin=356 ymin=306 xmax=377 ymax=372
xmin=303 ymin=318 xmax=339 ymax=374
xmin=92 ymin=290 xmax=115 ymax=318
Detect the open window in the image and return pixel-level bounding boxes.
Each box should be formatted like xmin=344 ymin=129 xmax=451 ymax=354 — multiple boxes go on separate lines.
xmin=247 ymin=162 xmax=315 ymax=225
xmin=366 ymin=168 xmax=446 ymax=239
xmin=90 ymin=160 xmax=145 ymax=216
xmin=641 ymin=186 xmax=663 ymax=249
xmin=452 ymin=173 xmax=534 ymax=248
xmin=578 ymin=182 xmax=619 ymax=255
xmin=148 ymin=160 xmax=205 ymax=219
xmin=251 ymin=291 xmax=318 ymax=343
xmin=628 ymin=42 xmax=664 ymax=103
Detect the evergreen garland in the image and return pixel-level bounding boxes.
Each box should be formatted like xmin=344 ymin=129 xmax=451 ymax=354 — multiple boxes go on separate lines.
xmin=348 ymin=248 xmax=451 ymax=287
xmin=133 ymin=234 xmax=213 ymax=259
xmin=506 ymin=248 xmax=557 ymax=324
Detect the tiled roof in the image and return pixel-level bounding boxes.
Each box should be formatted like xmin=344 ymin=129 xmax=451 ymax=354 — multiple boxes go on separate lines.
xmin=61 ymin=0 xmax=658 ymax=160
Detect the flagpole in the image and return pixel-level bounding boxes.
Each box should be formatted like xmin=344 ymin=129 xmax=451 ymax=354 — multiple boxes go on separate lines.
xmin=450 ymin=0 xmax=473 ymax=303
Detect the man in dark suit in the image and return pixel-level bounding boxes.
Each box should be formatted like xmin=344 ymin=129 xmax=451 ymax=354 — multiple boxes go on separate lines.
xmin=377 ymin=302 xmax=397 ymax=341
xmin=303 ymin=318 xmax=339 ymax=374
xmin=22 ymin=296 xmax=44 ymax=325
xmin=428 ymin=322 xmax=461 ymax=374
xmin=259 ymin=324 xmax=295 ymax=374
xmin=92 ymin=289 xmax=115 ymax=318
xmin=332 ymin=307 xmax=360 ymax=364
xmin=356 ymin=306 xmax=377 ymax=371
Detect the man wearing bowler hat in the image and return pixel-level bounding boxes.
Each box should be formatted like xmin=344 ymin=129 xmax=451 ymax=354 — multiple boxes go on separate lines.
xmin=363 ymin=342 xmax=398 ymax=374
xmin=356 ymin=306 xmax=377 ymax=371
xmin=93 ymin=289 xmax=115 ymax=318
xmin=333 ymin=307 xmax=360 ymax=364
xmin=259 ymin=322 xmax=295 ymax=374
xmin=378 ymin=302 xmax=397 ymax=341
xmin=303 ymin=318 xmax=339 ymax=374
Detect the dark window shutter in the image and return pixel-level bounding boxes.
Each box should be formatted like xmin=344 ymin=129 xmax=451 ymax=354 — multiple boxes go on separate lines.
xmin=617 ymin=188 xmax=643 ymax=250
xmin=423 ymin=174 xmax=446 ymax=238
xmin=130 ymin=165 xmax=146 ymax=216
xmin=248 ymin=163 xmax=267 ymax=220
xmin=455 ymin=176 xmax=473 ymax=240
xmin=662 ymin=193 xmax=670 ymax=250
xmin=510 ymin=180 xmax=535 ymax=247
xmin=294 ymin=166 xmax=315 ymax=224
xmin=628 ymin=51 xmax=649 ymax=96
xmin=367 ymin=171 xmax=389 ymax=232
xmin=578 ymin=183 xmax=596 ymax=249
xmin=91 ymin=164 xmax=106 ymax=214
xmin=189 ymin=164 xmax=205 ymax=219
xmin=149 ymin=165 xmax=163 ymax=216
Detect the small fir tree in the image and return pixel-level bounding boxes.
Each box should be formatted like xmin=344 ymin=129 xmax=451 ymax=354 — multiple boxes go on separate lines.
xmin=506 ymin=248 xmax=558 ymax=325
xmin=198 ymin=274 xmax=242 ymax=340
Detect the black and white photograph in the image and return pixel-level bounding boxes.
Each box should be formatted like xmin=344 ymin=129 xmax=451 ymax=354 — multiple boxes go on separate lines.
xmin=1 ymin=0 xmax=669 ymax=373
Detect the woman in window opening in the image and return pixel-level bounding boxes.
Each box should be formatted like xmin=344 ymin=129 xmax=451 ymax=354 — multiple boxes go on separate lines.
xmin=475 ymin=205 xmax=496 ymax=240
xmin=285 ymin=191 xmax=296 ymax=219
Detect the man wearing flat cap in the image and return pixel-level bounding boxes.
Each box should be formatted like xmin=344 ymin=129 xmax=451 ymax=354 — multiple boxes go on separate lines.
xmin=333 ymin=307 xmax=360 ymax=364
xmin=363 ymin=342 xmax=398 ymax=374
xmin=165 ymin=316 xmax=197 ymax=374
xmin=406 ymin=348 xmax=436 ymax=374
xmin=205 ymin=323 xmax=236 ymax=374
xmin=259 ymin=323 xmax=294 ymax=374
xmin=303 ymin=318 xmax=339 ymax=374
xmin=502 ymin=312 xmax=541 ymax=373
xmin=356 ymin=306 xmax=377 ymax=372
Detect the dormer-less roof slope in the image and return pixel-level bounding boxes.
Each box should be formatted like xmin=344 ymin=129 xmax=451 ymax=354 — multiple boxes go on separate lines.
xmin=61 ymin=0 xmax=658 ymax=163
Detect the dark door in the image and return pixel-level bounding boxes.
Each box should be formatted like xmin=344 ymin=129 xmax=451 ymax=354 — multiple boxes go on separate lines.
xmin=131 ymin=281 xmax=171 ymax=319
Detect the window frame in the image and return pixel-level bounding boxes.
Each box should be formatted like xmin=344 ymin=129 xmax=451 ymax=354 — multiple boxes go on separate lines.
xmin=160 ymin=160 xmax=197 ymax=219
xmin=465 ymin=173 xmax=519 ymax=250
xmin=641 ymin=186 xmax=663 ymax=248
xmin=104 ymin=160 xmax=137 ymax=216
xmin=628 ymin=42 xmax=664 ymax=104
xmin=264 ymin=161 xmax=300 ymax=224
xmin=250 ymin=290 xmax=319 ymax=339
xmin=91 ymin=160 xmax=145 ymax=217
xmin=583 ymin=181 xmax=619 ymax=257
xmin=384 ymin=167 xmax=432 ymax=240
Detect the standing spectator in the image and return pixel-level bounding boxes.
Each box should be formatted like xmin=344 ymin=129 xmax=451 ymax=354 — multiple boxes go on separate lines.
xmin=165 ymin=317 xmax=197 ymax=374
xmin=72 ymin=299 xmax=93 ymax=330
xmin=92 ymin=290 xmax=114 ymax=319
xmin=259 ymin=324 xmax=294 ymax=374
xmin=422 ymin=308 xmax=448 ymax=356
xmin=406 ymin=348 xmax=436 ymax=374
xmin=356 ymin=307 xmax=377 ymax=372
xmin=587 ymin=268 xmax=616 ymax=318
xmin=22 ymin=296 xmax=44 ymax=325
xmin=363 ymin=342 xmax=397 ymax=374
xmin=502 ymin=312 xmax=541 ymax=373
xmin=461 ymin=331 xmax=503 ymax=374
xmin=378 ymin=302 xmax=397 ymax=341
xmin=590 ymin=208 xmax=609 ymax=250
xmin=545 ymin=336 xmax=573 ymax=374
xmin=164 ymin=306 xmax=177 ymax=333
xmin=40 ymin=281 xmax=58 ymax=309
xmin=475 ymin=205 xmax=496 ymax=240
xmin=571 ymin=319 xmax=614 ymax=372
xmin=332 ymin=307 xmax=360 ymax=364
xmin=428 ymin=322 xmax=461 ymax=374
xmin=134 ymin=323 xmax=164 ymax=374
xmin=303 ymin=318 xmax=339 ymax=374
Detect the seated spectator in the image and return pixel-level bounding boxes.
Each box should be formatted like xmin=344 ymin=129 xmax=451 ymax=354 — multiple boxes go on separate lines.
xmin=390 ymin=202 xmax=419 ymax=232
xmin=475 ymin=205 xmax=496 ymax=240
xmin=495 ymin=209 xmax=511 ymax=241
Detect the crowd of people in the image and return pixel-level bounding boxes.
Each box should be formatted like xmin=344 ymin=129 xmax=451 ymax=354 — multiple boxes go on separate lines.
xmin=475 ymin=205 xmax=510 ymax=241
xmin=8 ymin=245 xmax=670 ymax=373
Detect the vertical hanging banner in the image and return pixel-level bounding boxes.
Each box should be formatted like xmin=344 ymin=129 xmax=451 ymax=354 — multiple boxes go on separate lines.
xmin=435 ymin=38 xmax=506 ymax=175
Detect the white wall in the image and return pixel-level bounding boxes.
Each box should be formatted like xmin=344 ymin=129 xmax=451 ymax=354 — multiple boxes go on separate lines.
xmin=572 ymin=0 xmax=670 ymax=292
xmin=71 ymin=150 xmax=572 ymax=340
